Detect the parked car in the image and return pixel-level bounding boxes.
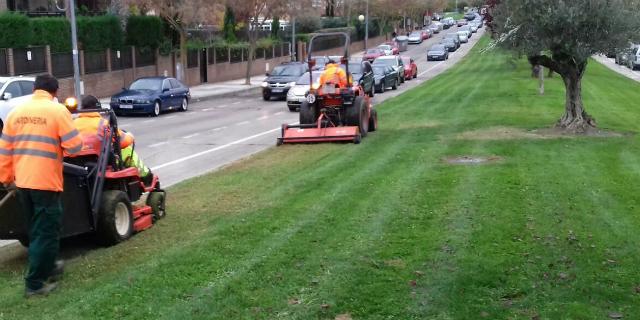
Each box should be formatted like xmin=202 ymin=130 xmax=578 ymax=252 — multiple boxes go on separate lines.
xmin=0 ymin=76 xmax=35 ymax=132
xmin=615 ymin=48 xmax=632 ymax=65
xmin=427 ymin=44 xmax=449 ymax=61
xmin=286 ymin=71 xmax=322 ymax=112
xmin=383 ymin=41 xmax=400 ymax=55
xmin=346 ymin=60 xmax=375 ymax=97
xmin=363 ymin=48 xmax=386 ymax=62
xmin=310 ymin=56 xmax=330 ymax=70
xmin=441 ymin=38 xmax=457 ymax=52
xmin=395 ymin=35 xmax=409 ymax=52
xmin=628 ymin=45 xmax=640 ymax=70
xmin=260 ymin=62 xmax=308 ymax=101
xmin=457 ymin=19 xmax=468 ymax=27
xmin=377 ymin=44 xmax=394 ymax=56
xmin=428 ymin=23 xmax=441 ymax=34
xmin=421 ymin=29 xmax=432 ymax=40
xmin=457 ymin=30 xmax=470 ymax=43
xmin=401 ymin=56 xmax=418 ymax=80
xmin=464 ymin=12 xmax=476 ymax=21
xmin=372 ymin=65 xmax=398 ymax=93
xmin=408 ymin=31 xmax=423 ymax=44
xmin=468 ymin=23 xmax=478 ymax=33
xmin=432 ymin=13 xmax=442 ymax=21
xmin=460 ymin=26 xmax=473 ymax=38
xmin=373 ymin=55 xmax=406 ymax=83
xmin=442 ymin=17 xmax=456 ymax=28
xmin=110 ymin=77 xmax=191 ymax=117
xmin=444 ymin=33 xmax=461 ymax=49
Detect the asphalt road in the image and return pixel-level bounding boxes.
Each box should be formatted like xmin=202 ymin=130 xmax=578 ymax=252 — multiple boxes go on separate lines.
xmin=0 ymin=26 xmax=485 ymax=251
xmin=117 ymin=25 xmax=486 ymax=188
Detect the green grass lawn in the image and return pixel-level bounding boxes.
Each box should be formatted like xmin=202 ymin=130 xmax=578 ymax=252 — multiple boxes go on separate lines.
xmin=2 ymin=37 xmax=640 ymax=319
xmin=444 ymin=12 xmax=464 ymax=20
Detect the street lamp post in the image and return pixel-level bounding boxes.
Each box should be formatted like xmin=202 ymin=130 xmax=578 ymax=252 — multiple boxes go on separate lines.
xmin=68 ymin=0 xmax=82 ymax=100
xmin=358 ymin=0 xmax=369 ymax=50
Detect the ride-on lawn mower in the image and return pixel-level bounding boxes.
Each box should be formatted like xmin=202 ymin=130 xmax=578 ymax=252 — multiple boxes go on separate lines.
xmin=277 ymin=32 xmax=378 ymax=145
xmin=0 ymin=103 xmax=166 ymax=247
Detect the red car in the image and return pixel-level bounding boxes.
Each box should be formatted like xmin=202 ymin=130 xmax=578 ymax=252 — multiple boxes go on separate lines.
xmin=363 ymin=48 xmax=385 ymax=62
xmin=383 ymin=41 xmax=400 ymax=55
xmin=421 ymin=29 xmax=431 ymax=40
xmin=401 ymin=56 xmax=418 ymax=80
xmin=457 ymin=19 xmax=468 ymax=27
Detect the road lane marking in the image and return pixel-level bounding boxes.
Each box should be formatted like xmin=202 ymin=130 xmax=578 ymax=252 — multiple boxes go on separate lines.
xmin=211 ymin=126 xmax=227 ymax=132
xmin=274 ymin=111 xmax=284 ymax=116
xmin=142 ymin=119 xmax=155 ymax=124
xmin=183 ymin=133 xmax=200 ymax=139
xmin=164 ymin=115 xmax=177 ymax=119
xmin=236 ymin=121 xmax=250 ymax=126
xmin=202 ymin=108 xmax=213 ymax=111
xmin=151 ymin=126 xmax=286 ymax=171
xmin=150 ymin=141 xmax=168 ymax=148
xmin=231 ymin=101 xmax=242 ymax=105
xmin=257 ymin=115 xmax=269 ymax=120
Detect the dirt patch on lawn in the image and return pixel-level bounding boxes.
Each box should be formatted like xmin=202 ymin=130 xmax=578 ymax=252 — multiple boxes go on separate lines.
xmin=455 ymin=126 xmax=628 ymax=141
xmin=444 ymin=156 xmax=504 ymax=165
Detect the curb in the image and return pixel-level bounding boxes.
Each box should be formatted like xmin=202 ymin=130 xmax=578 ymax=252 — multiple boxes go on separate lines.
xmin=191 ymin=86 xmax=262 ymax=103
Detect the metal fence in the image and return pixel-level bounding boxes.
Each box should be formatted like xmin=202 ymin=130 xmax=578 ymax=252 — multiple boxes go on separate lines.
xmin=111 ymin=47 xmax=133 ymax=70
xmin=265 ymin=46 xmax=274 ymax=60
xmin=84 ymin=51 xmax=107 ymax=74
xmin=13 ymin=47 xmax=46 ymax=75
xmin=255 ymin=47 xmax=265 ymax=60
xmin=135 ymin=47 xmax=156 ymax=67
xmin=51 ymin=52 xmax=74 ymax=78
xmin=0 ymin=49 xmax=7 ymax=76
xmin=187 ymin=50 xmax=199 ymax=68
xmin=230 ymin=48 xmax=244 ymax=64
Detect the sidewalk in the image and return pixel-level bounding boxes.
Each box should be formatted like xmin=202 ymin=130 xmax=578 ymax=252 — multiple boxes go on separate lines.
xmin=592 ymin=55 xmax=640 ymax=83
xmin=100 ymin=75 xmax=266 ymax=106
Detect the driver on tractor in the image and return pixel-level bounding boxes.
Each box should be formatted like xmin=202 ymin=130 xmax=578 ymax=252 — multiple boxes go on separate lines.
xmin=72 ymin=95 xmax=155 ymax=186
xmin=318 ymin=58 xmax=348 ymax=90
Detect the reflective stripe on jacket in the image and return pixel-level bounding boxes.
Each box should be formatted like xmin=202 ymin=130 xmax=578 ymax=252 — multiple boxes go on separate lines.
xmin=319 ymin=63 xmax=348 ymax=88
xmin=73 ymin=112 xmax=134 ymax=150
xmin=0 ymin=90 xmax=83 ymax=191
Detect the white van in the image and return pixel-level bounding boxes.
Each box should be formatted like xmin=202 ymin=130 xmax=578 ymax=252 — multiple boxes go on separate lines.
xmin=629 ymin=45 xmax=640 ymax=70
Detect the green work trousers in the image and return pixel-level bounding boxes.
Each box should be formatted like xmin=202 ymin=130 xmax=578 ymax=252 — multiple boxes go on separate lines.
xmin=17 ymin=188 xmax=63 ymax=291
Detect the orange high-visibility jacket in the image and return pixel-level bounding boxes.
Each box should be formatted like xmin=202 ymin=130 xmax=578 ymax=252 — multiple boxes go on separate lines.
xmin=319 ymin=63 xmax=348 ymax=88
xmin=73 ymin=112 xmax=134 ymax=150
xmin=0 ymin=90 xmax=83 ymax=192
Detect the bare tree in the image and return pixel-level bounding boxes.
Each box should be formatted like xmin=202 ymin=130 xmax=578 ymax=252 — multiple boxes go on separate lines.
xmin=126 ymin=0 xmax=222 ymax=80
xmin=229 ymin=0 xmax=285 ymax=85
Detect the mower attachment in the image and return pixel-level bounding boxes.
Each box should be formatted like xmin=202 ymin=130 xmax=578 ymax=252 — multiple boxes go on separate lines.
xmin=277 ymin=114 xmax=361 ymax=145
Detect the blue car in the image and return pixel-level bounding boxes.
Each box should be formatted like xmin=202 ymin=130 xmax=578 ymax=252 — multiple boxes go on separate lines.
xmin=110 ymin=77 xmax=191 ymax=117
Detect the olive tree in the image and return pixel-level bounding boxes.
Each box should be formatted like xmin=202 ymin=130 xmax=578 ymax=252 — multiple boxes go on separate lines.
xmin=491 ymin=0 xmax=640 ymax=132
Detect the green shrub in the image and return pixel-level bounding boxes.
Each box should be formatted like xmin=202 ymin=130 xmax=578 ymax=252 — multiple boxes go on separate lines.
xmin=31 ymin=17 xmax=71 ymax=52
xmin=126 ymin=15 xmax=164 ymax=49
xmin=321 ymin=17 xmax=347 ymax=29
xmin=296 ymin=15 xmax=321 ymax=33
xmin=271 ymin=17 xmax=280 ymax=39
xmin=77 ymin=15 xmax=123 ymax=51
xmin=223 ymin=6 xmax=237 ymax=43
xmin=0 ymin=13 xmax=32 ymax=48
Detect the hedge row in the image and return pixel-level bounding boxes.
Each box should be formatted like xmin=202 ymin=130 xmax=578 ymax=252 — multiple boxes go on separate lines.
xmin=0 ymin=13 xmax=164 ymax=52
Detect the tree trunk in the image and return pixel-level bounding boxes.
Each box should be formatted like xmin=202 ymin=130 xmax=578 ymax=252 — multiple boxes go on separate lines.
xmin=179 ymin=30 xmax=188 ymax=82
xmin=245 ymin=28 xmax=255 ymax=85
xmin=557 ymin=68 xmax=596 ymax=132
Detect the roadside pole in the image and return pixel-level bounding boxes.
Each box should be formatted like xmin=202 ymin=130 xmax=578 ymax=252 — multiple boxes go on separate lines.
xmin=365 ymin=0 xmax=369 ymax=51
xmin=291 ymin=17 xmax=296 ymax=61
xmin=69 ymin=0 xmax=82 ymax=100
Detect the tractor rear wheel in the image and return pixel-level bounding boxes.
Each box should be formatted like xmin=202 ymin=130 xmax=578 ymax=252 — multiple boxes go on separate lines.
xmin=147 ymin=191 xmax=166 ymax=222
xmin=299 ymin=101 xmax=317 ymax=125
xmin=96 ymin=190 xmax=133 ymax=246
xmin=368 ymin=108 xmax=378 ymax=132
xmin=346 ymin=96 xmax=369 ymax=138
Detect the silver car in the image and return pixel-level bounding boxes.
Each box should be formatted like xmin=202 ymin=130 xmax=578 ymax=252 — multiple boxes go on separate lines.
xmin=0 ymin=76 xmax=36 ymax=131
xmin=407 ymin=31 xmax=423 ymax=44
xmin=286 ymin=71 xmax=322 ymax=112
xmin=457 ymin=31 xmax=469 ymax=43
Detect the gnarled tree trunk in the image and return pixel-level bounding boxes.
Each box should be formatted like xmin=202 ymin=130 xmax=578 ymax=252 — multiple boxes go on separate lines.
xmin=557 ymin=62 xmax=596 ymax=132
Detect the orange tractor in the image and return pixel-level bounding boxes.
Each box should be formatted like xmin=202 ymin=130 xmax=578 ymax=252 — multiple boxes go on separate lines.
xmin=278 ymin=32 xmax=378 ymax=145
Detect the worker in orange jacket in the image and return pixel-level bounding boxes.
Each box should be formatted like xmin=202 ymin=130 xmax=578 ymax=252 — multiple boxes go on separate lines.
xmin=0 ymin=75 xmax=83 ymax=297
xmin=74 ymin=95 xmax=154 ymax=185
xmin=318 ymin=59 xmax=349 ymax=90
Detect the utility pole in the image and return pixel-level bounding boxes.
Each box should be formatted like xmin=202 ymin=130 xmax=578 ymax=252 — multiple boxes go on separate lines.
xmin=291 ymin=17 xmax=296 ymax=61
xmin=365 ymin=0 xmax=369 ymax=51
xmin=69 ymin=0 xmax=82 ymax=100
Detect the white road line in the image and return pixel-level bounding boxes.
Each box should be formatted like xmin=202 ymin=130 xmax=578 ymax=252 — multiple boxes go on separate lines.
xmin=142 ymin=119 xmax=155 ymax=124
xmin=257 ymin=115 xmax=269 ymax=120
xmin=218 ymin=104 xmax=228 ymax=108
xmin=164 ymin=115 xmax=177 ymax=119
xmin=236 ymin=121 xmax=250 ymax=126
xmin=183 ymin=133 xmax=200 ymax=139
xmin=202 ymin=108 xmax=213 ymax=112
xmin=231 ymin=101 xmax=242 ymax=105
xmin=274 ymin=111 xmax=284 ymax=116
xmin=418 ymin=61 xmax=445 ymax=77
xmin=149 ymin=141 xmax=168 ymax=148
xmin=151 ymin=127 xmax=283 ymax=170
xmin=211 ymin=126 xmax=227 ymax=132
